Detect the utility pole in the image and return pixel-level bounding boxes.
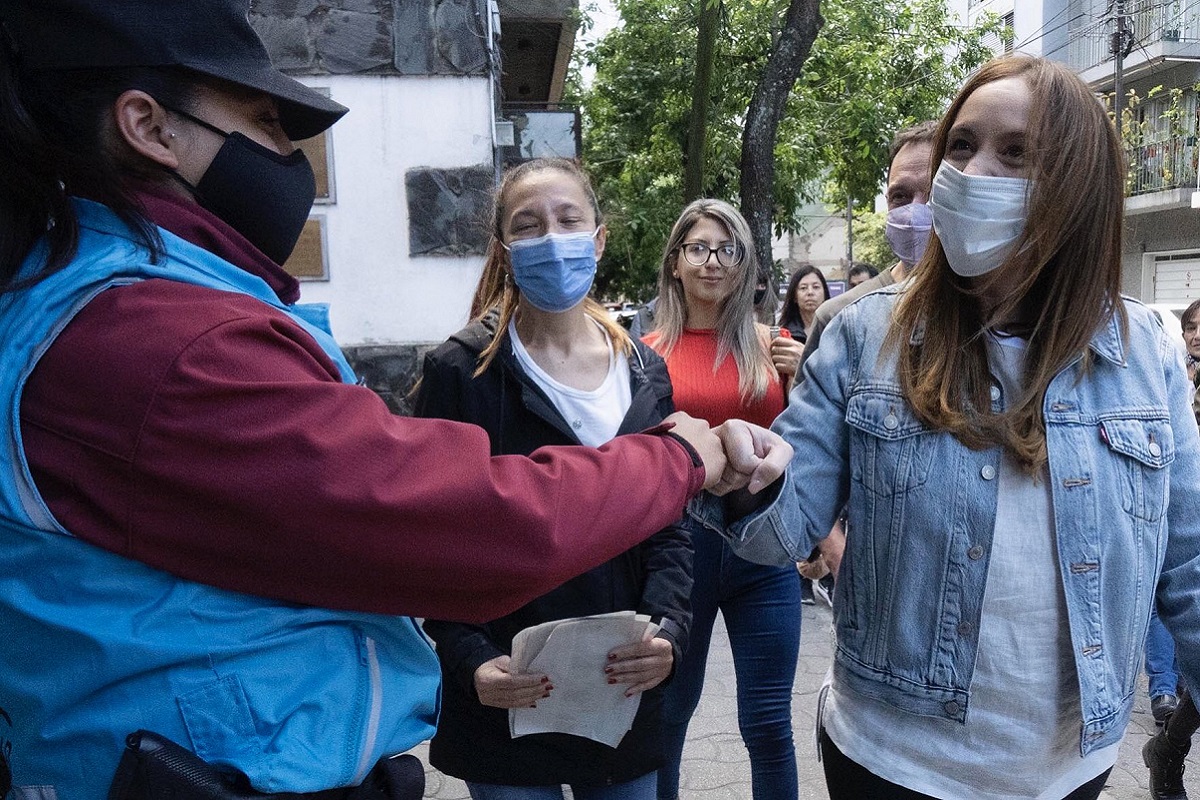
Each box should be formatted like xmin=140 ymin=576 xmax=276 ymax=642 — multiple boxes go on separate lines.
xmin=845 ymin=193 xmax=854 ymax=263
xmin=1112 ymin=0 xmax=1128 ymax=138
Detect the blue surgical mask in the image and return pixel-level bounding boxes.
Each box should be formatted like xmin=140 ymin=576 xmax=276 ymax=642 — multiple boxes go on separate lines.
xmin=505 ymin=230 xmax=599 ymax=313
xmin=930 ymin=161 xmax=1029 ymax=278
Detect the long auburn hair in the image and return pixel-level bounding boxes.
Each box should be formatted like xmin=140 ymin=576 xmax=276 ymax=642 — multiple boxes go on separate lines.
xmin=470 ymin=158 xmax=631 ymax=376
xmin=890 ymin=55 xmax=1127 ymax=472
xmin=650 ymin=199 xmax=774 ymax=403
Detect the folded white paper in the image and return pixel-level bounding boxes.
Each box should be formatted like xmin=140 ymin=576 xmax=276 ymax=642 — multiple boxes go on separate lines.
xmin=508 ymin=610 xmax=660 ymax=748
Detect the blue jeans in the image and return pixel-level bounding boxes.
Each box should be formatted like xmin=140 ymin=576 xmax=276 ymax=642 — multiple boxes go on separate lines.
xmin=657 ymin=530 xmax=802 ymax=800
xmin=1145 ymin=605 xmax=1180 ymax=699
xmin=467 ymin=772 xmax=656 ymax=800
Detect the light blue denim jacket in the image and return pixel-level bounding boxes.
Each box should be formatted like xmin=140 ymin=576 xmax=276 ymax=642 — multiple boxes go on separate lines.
xmin=693 ymin=285 xmax=1200 ymax=754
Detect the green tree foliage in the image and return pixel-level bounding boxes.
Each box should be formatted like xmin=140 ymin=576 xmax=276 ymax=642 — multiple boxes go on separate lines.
xmin=849 ymin=209 xmax=893 ymax=270
xmin=579 ymin=0 xmax=998 ymax=301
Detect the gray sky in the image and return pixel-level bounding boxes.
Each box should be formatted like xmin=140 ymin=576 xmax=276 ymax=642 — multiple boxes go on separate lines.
xmin=579 ymin=0 xmax=619 ymax=84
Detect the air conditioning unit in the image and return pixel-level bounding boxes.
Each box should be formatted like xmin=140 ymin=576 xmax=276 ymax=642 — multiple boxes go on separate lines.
xmin=494 ymin=120 xmax=515 ymax=147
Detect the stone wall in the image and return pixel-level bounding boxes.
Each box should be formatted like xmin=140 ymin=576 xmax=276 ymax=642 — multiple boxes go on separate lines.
xmin=250 ymin=0 xmax=490 ymax=77
xmin=344 ymin=343 xmax=440 ymax=415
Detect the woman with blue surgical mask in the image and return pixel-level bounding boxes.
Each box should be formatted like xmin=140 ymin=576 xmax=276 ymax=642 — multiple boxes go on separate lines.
xmin=696 ymin=55 xmax=1200 ymax=799
xmin=412 ymin=158 xmax=692 ymax=800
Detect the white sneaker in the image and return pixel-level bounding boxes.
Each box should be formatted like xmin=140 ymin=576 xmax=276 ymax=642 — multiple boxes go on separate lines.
xmin=812 ymin=578 xmax=833 ymax=608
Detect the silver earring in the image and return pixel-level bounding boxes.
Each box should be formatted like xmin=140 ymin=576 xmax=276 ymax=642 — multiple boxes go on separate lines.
xmin=167 ymin=132 xmax=177 ymax=139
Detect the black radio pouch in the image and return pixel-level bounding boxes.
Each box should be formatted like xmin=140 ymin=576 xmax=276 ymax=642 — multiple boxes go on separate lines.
xmin=107 ymin=730 xmax=424 ymax=800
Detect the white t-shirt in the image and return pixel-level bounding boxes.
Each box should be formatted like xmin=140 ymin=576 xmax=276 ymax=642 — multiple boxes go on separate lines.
xmin=509 ymin=318 xmax=632 ymax=447
xmin=824 ymin=333 xmax=1118 ymax=798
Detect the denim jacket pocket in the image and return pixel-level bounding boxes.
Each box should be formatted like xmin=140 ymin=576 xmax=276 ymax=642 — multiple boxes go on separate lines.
xmin=1100 ymin=416 xmax=1173 ymax=522
xmin=846 ymin=388 xmax=933 ymax=497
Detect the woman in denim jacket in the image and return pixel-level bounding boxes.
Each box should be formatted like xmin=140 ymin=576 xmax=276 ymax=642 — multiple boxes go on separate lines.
xmin=700 ymin=55 xmax=1200 ymax=799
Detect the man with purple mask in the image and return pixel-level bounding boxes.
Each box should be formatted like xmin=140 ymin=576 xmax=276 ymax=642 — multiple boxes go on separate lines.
xmin=795 ymin=121 xmax=937 ymax=376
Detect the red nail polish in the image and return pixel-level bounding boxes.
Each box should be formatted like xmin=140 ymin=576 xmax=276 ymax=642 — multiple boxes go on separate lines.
xmin=607 ymin=653 xmax=617 ymax=660
xmin=603 ymin=667 xmax=613 ymax=674
xmin=607 ymin=678 xmax=616 ymax=684
xmin=540 ymin=676 xmax=549 ymax=684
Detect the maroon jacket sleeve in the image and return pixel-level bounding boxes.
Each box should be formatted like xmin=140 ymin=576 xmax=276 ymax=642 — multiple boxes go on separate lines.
xmin=20 ymin=281 xmax=705 ymax=623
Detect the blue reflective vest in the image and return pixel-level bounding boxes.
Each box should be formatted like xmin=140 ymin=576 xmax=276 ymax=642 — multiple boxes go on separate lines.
xmin=0 ymin=200 xmax=440 ymax=799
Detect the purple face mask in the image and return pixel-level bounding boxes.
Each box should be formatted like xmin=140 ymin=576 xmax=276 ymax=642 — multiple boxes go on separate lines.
xmin=884 ymin=202 xmax=933 ymax=267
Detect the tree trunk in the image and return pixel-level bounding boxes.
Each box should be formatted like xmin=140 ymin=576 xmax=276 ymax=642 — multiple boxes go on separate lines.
xmin=740 ymin=0 xmax=824 ymax=309
xmin=685 ymin=0 xmax=721 ymax=201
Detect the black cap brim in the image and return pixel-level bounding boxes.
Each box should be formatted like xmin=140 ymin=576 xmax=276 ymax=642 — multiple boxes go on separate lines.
xmin=186 ymin=62 xmax=348 ymax=141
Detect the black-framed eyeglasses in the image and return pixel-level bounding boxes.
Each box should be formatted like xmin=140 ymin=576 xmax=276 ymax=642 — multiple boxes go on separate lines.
xmin=678 ymin=241 xmax=742 ymax=268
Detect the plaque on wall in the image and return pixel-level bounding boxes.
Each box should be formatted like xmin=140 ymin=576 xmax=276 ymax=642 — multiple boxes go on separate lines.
xmin=294 ymin=87 xmax=335 ymax=203
xmin=284 ymin=217 xmax=329 ymax=281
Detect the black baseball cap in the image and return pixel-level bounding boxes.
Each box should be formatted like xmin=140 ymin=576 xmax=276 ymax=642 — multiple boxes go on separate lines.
xmin=0 ymin=0 xmax=348 ymax=140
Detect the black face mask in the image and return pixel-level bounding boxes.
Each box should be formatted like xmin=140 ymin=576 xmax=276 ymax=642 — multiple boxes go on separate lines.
xmin=166 ymin=107 xmax=316 ymax=265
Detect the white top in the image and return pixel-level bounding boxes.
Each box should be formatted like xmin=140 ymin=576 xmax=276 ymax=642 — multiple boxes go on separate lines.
xmin=824 ymin=333 xmax=1118 ymax=798
xmin=509 ymin=318 xmax=632 ymax=447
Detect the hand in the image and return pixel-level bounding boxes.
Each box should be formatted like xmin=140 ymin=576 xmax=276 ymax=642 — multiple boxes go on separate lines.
xmin=663 ymin=411 xmax=728 ymax=492
xmin=473 ymin=655 xmax=551 ymax=709
xmin=604 ymin=635 xmax=673 ymax=696
xmin=818 ymin=518 xmax=847 ymax=578
xmin=770 ymin=336 xmax=805 ymax=377
xmin=796 ymin=557 xmax=830 ymax=581
xmin=710 ymin=419 xmax=793 ymax=496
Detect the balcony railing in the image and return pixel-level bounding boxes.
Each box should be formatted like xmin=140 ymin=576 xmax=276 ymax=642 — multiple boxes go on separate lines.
xmin=498 ymin=104 xmax=581 ymax=166
xmin=1128 ymin=134 xmax=1199 ymax=195
xmin=1068 ymin=0 xmax=1200 ymax=71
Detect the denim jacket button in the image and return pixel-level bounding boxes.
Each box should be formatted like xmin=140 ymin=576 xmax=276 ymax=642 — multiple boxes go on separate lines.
xmin=957 ymin=621 xmax=973 ymax=636
xmin=968 ymin=545 xmax=985 ymax=560
xmin=1149 ymin=441 xmax=1162 ymax=457
xmin=883 ymin=414 xmax=899 ymax=430
xmin=981 ymin=465 xmax=997 ymax=480
xmin=990 ymin=385 xmax=1001 ymax=402
xmin=944 ymin=700 xmax=961 ymax=716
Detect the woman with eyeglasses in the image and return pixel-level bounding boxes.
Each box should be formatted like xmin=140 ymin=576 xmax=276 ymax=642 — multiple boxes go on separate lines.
xmin=644 ymin=199 xmax=801 ymax=800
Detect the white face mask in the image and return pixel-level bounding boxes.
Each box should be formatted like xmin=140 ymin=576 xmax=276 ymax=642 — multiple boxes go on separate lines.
xmin=929 ymin=161 xmax=1029 ymax=277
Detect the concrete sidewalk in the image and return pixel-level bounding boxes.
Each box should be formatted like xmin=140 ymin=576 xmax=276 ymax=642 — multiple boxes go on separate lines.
xmin=417 ymin=603 xmax=1198 ymax=798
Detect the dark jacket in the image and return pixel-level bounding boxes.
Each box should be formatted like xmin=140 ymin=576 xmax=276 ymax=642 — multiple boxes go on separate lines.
xmin=412 ymin=316 xmax=693 ymax=786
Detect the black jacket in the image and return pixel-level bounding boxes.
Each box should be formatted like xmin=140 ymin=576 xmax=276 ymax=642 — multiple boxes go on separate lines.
xmin=412 ymin=316 xmax=693 ymax=786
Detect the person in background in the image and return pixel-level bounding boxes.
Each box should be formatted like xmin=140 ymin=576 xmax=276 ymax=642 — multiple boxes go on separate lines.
xmin=645 ymin=199 xmax=802 ymax=800
xmin=629 ymin=296 xmax=659 ymax=339
xmin=772 ymin=264 xmax=827 ymax=395
xmin=1140 ymin=296 xmax=1200 ymax=800
xmin=413 ymin=158 xmax=691 ymax=800
xmin=0 ymin=3 xmax=794 ymax=797
xmin=795 ymin=120 xmax=938 ymax=375
xmin=777 ymin=263 xmax=831 ymax=344
xmin=1184 ymin=298 xmax=1200 ymax=425
xmin=704 ymin=55 xmax=1200 ymax=799
xmin=846 ymin=262 xmax=879 ymax=288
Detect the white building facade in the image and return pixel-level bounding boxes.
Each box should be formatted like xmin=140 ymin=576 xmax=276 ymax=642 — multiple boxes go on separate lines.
xmin=251 ymin=0 xmax=580 ymax=411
